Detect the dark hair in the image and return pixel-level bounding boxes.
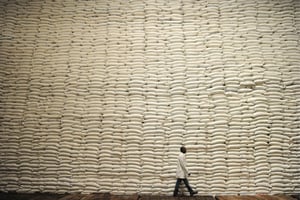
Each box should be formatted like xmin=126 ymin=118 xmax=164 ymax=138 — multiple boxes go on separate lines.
xmin=180 ymin=146 xmax=186 ymax=153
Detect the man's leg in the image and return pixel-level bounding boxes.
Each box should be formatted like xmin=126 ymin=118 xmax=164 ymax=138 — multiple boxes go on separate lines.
xmin=173 ymin=178 xmax=182 ymax=197
xmin=183 ymin=178 xmax=197 ymax=196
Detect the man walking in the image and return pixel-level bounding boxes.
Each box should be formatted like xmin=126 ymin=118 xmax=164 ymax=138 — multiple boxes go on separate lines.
xmin=173 ymin=146 xmax=198 ymax=197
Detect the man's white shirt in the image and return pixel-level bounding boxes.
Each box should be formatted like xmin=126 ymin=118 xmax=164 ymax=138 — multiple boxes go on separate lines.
xmin=176 ymin=152 xmax=189 ymax=178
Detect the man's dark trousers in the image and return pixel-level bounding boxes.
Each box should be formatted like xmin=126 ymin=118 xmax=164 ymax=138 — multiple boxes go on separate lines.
xmin=173 ymin=178 xmax=193 ymax=196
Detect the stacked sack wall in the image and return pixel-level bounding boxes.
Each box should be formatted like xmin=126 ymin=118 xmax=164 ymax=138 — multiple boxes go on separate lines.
xmin=0 ymin=0 xmax=299 ymax=195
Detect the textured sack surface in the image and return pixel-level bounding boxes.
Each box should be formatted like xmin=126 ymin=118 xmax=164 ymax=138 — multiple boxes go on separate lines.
xmin=0 ymin=0 xmax=299 ymax=195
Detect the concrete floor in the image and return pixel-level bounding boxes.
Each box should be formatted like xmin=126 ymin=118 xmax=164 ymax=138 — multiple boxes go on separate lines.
xmin=0 ymin=193 xmax=299 ymax=200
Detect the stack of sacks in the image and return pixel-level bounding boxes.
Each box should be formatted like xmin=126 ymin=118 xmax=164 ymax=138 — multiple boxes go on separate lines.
xmin=2 ymin=65 xmax=35 ymax=192
xmin=207 ymin=94 xmax=228 ymax=194
xmin=239 ymin=69 xmax=258 ymax=194
xmin=281 ymin=4 xmax=300 ymax=186
xmin=283 ymin=66 xmax=300 ymax=193
xmin=249 ymin=88 xmax=270 ymax=194
xmin=0 ymin=0 xmax=300 ymax=195
xmin=0 ymin=0 xmax=37 ymax=192
xmin=141 ymin=76 xmax=169 ymax=195
xmin=266 ymin=70 xmax=290 ymax=194
xmin=100 ymin=104 xmax=125 ymax=193
xmin=224 ymin=66 xmax=242 ymax=194
xmin=97 ymin=0 xmax=127 ymax=194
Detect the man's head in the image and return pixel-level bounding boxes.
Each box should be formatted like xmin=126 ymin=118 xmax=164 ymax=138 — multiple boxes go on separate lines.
xmin=180 ymin=146 xmax=186 ymax=154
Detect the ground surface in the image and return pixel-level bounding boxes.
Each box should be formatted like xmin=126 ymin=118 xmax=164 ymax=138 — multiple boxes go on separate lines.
xmin=0 ymin=193 xmax=298 ymax=200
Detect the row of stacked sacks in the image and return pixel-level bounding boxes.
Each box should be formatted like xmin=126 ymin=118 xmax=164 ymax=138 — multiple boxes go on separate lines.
xmin=1 ymin=77 xmax=299 ymax=195
xmin=1 ymin=0 xmax=300 ymax=195
xmin=0 ymin=81 xmax=299 ymax=190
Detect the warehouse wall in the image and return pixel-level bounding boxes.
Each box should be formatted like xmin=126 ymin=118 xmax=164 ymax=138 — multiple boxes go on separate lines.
xmin=0 ymin=0 xmax=299 ymax=195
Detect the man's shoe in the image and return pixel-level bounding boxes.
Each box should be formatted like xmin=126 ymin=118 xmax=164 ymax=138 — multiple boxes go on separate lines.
xmin=190 ymin=191 xmax=198 ymax=196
